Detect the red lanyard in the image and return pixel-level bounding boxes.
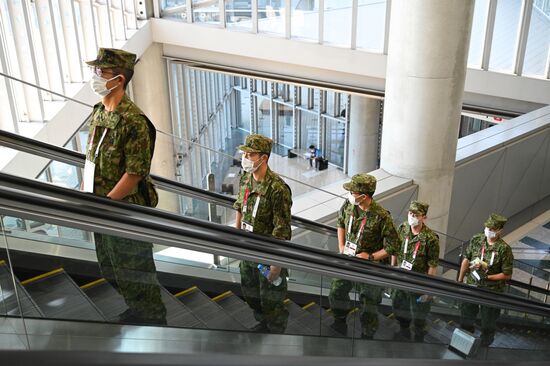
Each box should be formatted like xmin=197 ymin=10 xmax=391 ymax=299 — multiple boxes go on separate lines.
xmin=412 ymin=240 xmax=421 ymax=259
xmin=348 ymin=214 xmax=367 ymax=241
xmin=481 ymin=244 xmax=485 ymax=261
xmin=243 ymin=188 xmax=250 ymax=208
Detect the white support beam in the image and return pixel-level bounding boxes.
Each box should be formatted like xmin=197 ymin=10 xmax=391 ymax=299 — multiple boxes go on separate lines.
xmin=186 ymin=0 xmax=193 ymax=23
xmin=70 ymin=0 xmax=85 ymax=81
xmin=383 ymin=0 xmax=391 ymax=55
xmin=285 ymin=0 xmax=291 ymax=39
xmin=251 ymin=0 xmax=258 ymax=33
xmin=219 ymin=0 xmax=226 ymax=28
xmin=514 ymin=0 xmax=533 ymax=76
xmin=318 ymin=0 xmax=324 ymax=44
xmin=106 ymin=0 xmax=116 ymax=45
xmin=351 ymin=0 xmax=358 ymax=49
xmin=0 ymin=26 xmax=19 ymax=133
xmin=481 ymin=0 xmax=497 ymax=71
xmin=48 ymin=0 xmax=67 ymax=94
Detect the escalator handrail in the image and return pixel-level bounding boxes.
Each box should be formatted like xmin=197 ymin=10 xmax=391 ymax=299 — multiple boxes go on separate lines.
xmin=0 ymin=172 xmax=549 ymax=317
xmin=1 ymin=129 xmax=548 ymax=297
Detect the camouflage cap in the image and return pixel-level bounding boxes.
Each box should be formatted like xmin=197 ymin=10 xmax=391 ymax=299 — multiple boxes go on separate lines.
xmin=409 ymin=200 xmax=429 ymax=216
xmin=484 ymin=213 xmax=507 ymax=230
xmin=343 ymin=174 xmax=376 ymax=194
xmin=85 ymin=48 xmax=136 ymax=71
xmin=238 ymin=134 xmax=273 ymax=154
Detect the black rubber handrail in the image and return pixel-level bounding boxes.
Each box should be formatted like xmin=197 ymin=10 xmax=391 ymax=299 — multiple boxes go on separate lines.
xmin=1 ymin=129 xmax=549 ymax=297
xmin=0 ymin=172 xmax=549 ymax=317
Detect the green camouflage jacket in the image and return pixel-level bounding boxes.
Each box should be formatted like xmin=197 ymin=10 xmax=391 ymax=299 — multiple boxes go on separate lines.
xmin=233 ymin=168 xmax=292 ymax=240
xmin=336 ymin=200 xmax=399 ymax=260
xmin=464 ymin=233 xmax=514 ymax=291
xmin=395 ymin=222 xmax=440 ymax=274
xmin=87 ymin=95 xmax=158 ymax=207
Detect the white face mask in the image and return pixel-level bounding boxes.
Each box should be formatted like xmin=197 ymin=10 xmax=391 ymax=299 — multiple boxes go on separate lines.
xmin=241 ymin=156 xmax=264 ymax=173
xmin=347 ymin=192 xmax=365 ymax=206
xmin=90 ymin=74 xmax=120 ymax=97
xmin=484 ymin=227 xmax=497 ymax=240
xmin=408 ymin=213 xmax=420 ymax=227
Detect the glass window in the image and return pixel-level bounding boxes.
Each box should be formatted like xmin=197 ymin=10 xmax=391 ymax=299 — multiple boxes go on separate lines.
xmin=291 ymin=0 xmax=319 ymax=41
xmin=468 ymin=0 xmax=490 ymax=68
xmin=488 ymin=0 xmax=523 ymax=73
xmin=258 ymin=0 xmax=286 ymax=35
xmin=193 ymin=0 xmax=220 ymax=24
xmin=324 ymin=117 xmax=345 ymax=167
xmin=236 ymin=89 xmax=251 ymax=131
xmin=522 ymin=4 xmax=550 ymax=76
xmin=161 ymin=1 xmax=187 ymax=21
xmin=256 ymin=96 xmax=271 ymax=137
xmin=226 ymin=0 xmax=253 ymax=29
xmin=276 ymin=102 xmax=294 ymax=147
xmin=323 ymin=0 xmax=352 ymax=46
xmin=326 ymin=91 xmax=336 ymax=116
xmin=356 ymin=0 xmax=386 ymax=52
xmin=300 ymin=87 xmax=311 ymax=108
xmin=300 ymin=110 xmax=318 ymax=148
xmin=339 ymin=93 xmax=348 ymax=118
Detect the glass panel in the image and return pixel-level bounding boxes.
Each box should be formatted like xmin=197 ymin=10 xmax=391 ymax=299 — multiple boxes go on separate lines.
xmin=324 ymin=117 xmax=345 ymax=167
xmin=236 ymin=89 xmax=251 ymax=131
xmin=256 ymin=96 xmax=272 ymax=137
xmin=258 ymin=0 xmax=286 ymax=35
xmin=291 ymin=0 xmax=319 ymax=41
xmin=299 ymin=110 xmax=318 ymax=149
xmin=489 ymin=0 xmax=523 ymax=73
xmin=326 ymin=91 xmax=336 ymax=116
xmin=323 ymin=0 xmax=352 ymax=46
xmin=193 ymin=0 xmax=220 ymax=24
xmin=160 ymin=0 xmax=188 ymax=21
xmin=468 ymin=0 xmax=490 ymax=68
xmin=226 ymin=0 xmax=253 ymax=29
xmin=356 ymin=0 xmax=386 ymax=52
xmin=522 ymin=4 xmax=550 ymax=76
xmin=276 ymin=102 xmax=294 ymax=148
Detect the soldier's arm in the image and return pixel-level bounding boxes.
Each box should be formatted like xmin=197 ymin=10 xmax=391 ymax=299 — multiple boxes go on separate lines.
xmin=487 ymin=245 xmax=513 ymax=281
xmin=336 ymin=202 xmax=347 ymax=253
xmin=366 ymin=214 xmax=399 ymax=261
xmin=271 ymin=185 xmax=292 ymax=240
xmin=337 ymin=227 xmax=346 ymax=254
xmin=107 ymin=173 xmax=144 ymax=200
xmin=458 ymin=258 xmax=470 ymax=282
xmin=235 ymin=211 xmax=242 ymax=230
xmin=427 ymin=234 xmax=440 ymax=275
xmin=233 ymin=176 xmax=246 ymax=229
xmin=123 ymin=117 xmax=152 ymax=177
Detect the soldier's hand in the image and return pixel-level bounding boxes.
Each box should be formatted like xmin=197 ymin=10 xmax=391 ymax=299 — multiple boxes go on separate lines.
xmin=268 ymin=265 xmax=282 ymax=282
xmin=355 ymin=252 xmax=369 ymax=260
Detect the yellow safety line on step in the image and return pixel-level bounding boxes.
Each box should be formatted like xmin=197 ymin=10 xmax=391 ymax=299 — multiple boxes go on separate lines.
xmin=80 ymin=278 xmax=106 ymax=290
xmin=0 ymin=260 xmax=5 ymax=266
xmin=283 ymin=298 xmax=290 ymax=304
xmin=21 ymin=268 xmax=64 ymax=285
xmin=174 ymin=286 xmax=197 ymax=298
xmin=302 ymin=302 xmax=315 ymax=310
xmin=212 ymin=291 xmax=232 ymax=302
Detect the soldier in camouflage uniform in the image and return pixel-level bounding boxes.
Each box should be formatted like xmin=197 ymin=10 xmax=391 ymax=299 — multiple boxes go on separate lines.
xmin=84 ymin=48 xmax=167 ymax=325
xmin=458 ymin=213 xmax=513 ymax=346
xmin=391 ymin=201 xmax=440 ymax=341
xmin=328 ymin=174 xmax=399 ymax=338
xmin=233 ymin=134 xmax=293 ymax=333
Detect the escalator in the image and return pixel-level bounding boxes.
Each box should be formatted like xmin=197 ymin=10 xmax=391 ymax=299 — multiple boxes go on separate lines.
xmin=1 ymin=172 xmax=550 ymax=361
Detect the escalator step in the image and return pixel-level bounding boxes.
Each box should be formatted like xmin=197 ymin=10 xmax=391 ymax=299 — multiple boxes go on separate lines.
xmin=82 ymin=278 xmax=205 ymax=328
xmin=175 ymin=286 xmax=246 ymax=331
xmin=0 ymin=260 xmax=43 ymax=317
xmin=23 ymin=268 xmax=104 ymax=321
xmin=284 ymin=299 xmax=340 ymax=337
xmin=213 ymin=291 xmax=257 ymax=329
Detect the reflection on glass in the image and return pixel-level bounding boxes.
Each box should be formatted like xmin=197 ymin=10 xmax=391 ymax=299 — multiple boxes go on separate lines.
xmin=324 ymin=117 xmax=345 ymax=167
xmin=161 ymin=0 xmax=188 ymax=21
xmin=226 ymin=0 xmax=253 ymax=29
xmin=291 ymin=0 xmax=319 ymax=41
xmin=324 ymin=0 xmax=352 ymax=46
xmin=356 ymin=0 xmax=386 ymax=52
xmin=276 ymin=102 xmax=293 ymax=148
xmin=467 ymin=0 xmax=490 ymax=68
xmin=522 ymin=4 xmax=550 ymax=76
xmin=192 ymin=0 xmax=220 ymax=24
xmin=258 ymin=0 xmax=286 ymax=34
xmin=489 ymin=0 xmax=522 ymax=73
xmin=256 ymin=96 xmax=272 ymax=137
xmin=236 ymin=89 xmax=251 ymax=131
xmin=299 ymin=110 xmax=318 ymax=149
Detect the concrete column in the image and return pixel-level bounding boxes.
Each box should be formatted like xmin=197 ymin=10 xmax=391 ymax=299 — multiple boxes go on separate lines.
xmin=132 ymin=42 xmax=178 ymax=214
xmin=348 ymin=95 xmax=380 ymax=175
xmin=380 ymin=0 xmax=474 ymax=249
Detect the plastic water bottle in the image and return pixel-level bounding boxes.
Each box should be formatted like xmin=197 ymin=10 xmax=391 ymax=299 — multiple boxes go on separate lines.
xmin=257 ymin=264 xmax=282 ymax=286
xmin=416 ymin=295 xmax=430 ymax=304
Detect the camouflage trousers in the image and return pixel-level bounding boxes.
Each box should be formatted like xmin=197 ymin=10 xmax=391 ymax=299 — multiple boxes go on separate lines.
xmin=94 ymin=233 xmax=167 ymax=322
xmin=460 ymin=302 xmax=501 ymax=345
xmin=328 ymin=279 xmax=383 ymax=337
xmin=239 ymin=260 xmax=288 ymax=333
xmin=392 ymin=289 xmax=430 ymax=335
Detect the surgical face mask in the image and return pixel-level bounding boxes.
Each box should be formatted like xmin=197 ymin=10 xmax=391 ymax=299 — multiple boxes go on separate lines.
xmin=90 ymin=74 xmax=120 ymax=97
xmin=484 ymin=227 xmax=497 ymax=240
xmin=241 ymin=156 xmax=263 ymax=173
xmin=347 ymin=192 xmax=365 ymax=206
xmin=408 ymin=213 xmax=420 ymax=226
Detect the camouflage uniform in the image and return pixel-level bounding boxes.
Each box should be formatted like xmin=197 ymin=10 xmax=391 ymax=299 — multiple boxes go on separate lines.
xmin=460 ymin=213 xmax=513 ymax=345
xmin=328 ymin=174 xmax=399 ymax=337
xmin=234 ymin=134 xmax=293 ymax=333
xmin=391 ymin=201 xmax=440 ymax=339
xmin=85 ymin=48 xmax=166 ymax=324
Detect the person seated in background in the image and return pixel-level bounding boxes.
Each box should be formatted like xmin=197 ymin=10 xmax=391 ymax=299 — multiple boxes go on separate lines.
xmin=307 ymin=144 xmax=320 ymax=168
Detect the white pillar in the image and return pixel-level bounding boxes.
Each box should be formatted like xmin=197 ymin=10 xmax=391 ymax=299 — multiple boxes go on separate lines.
xmin=348 ymin=95 xmax=380 ymax=175
xmin=380 ymin=0 xmax=474 ymax=247
xmin=132 ymin=42 xmax=178 ymax=214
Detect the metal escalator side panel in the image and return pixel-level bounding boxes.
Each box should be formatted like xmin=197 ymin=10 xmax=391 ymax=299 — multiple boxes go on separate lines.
xmin=213 ymin=291 xmax=257 ymax=329
xmin=0 ymin=261 xmax=43 ymax=317
xmin=159 ymin=287 xmax=206 ymax=328
xmin=81 ymin=279 xmax=127 ymax=322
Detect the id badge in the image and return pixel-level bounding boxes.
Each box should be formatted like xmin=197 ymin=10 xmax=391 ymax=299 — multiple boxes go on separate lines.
xmin=471 ymin=270 xmax=481 ymax=281
xmin=241 ymin=221 xmax=254 ymax=233
xmin=400 ymin=260 xmax=413 ymax=271
xmin=83 ymin=159 xmax=96 ymax=193
xmin=343 ymin=241 xmax=357 ymax=256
